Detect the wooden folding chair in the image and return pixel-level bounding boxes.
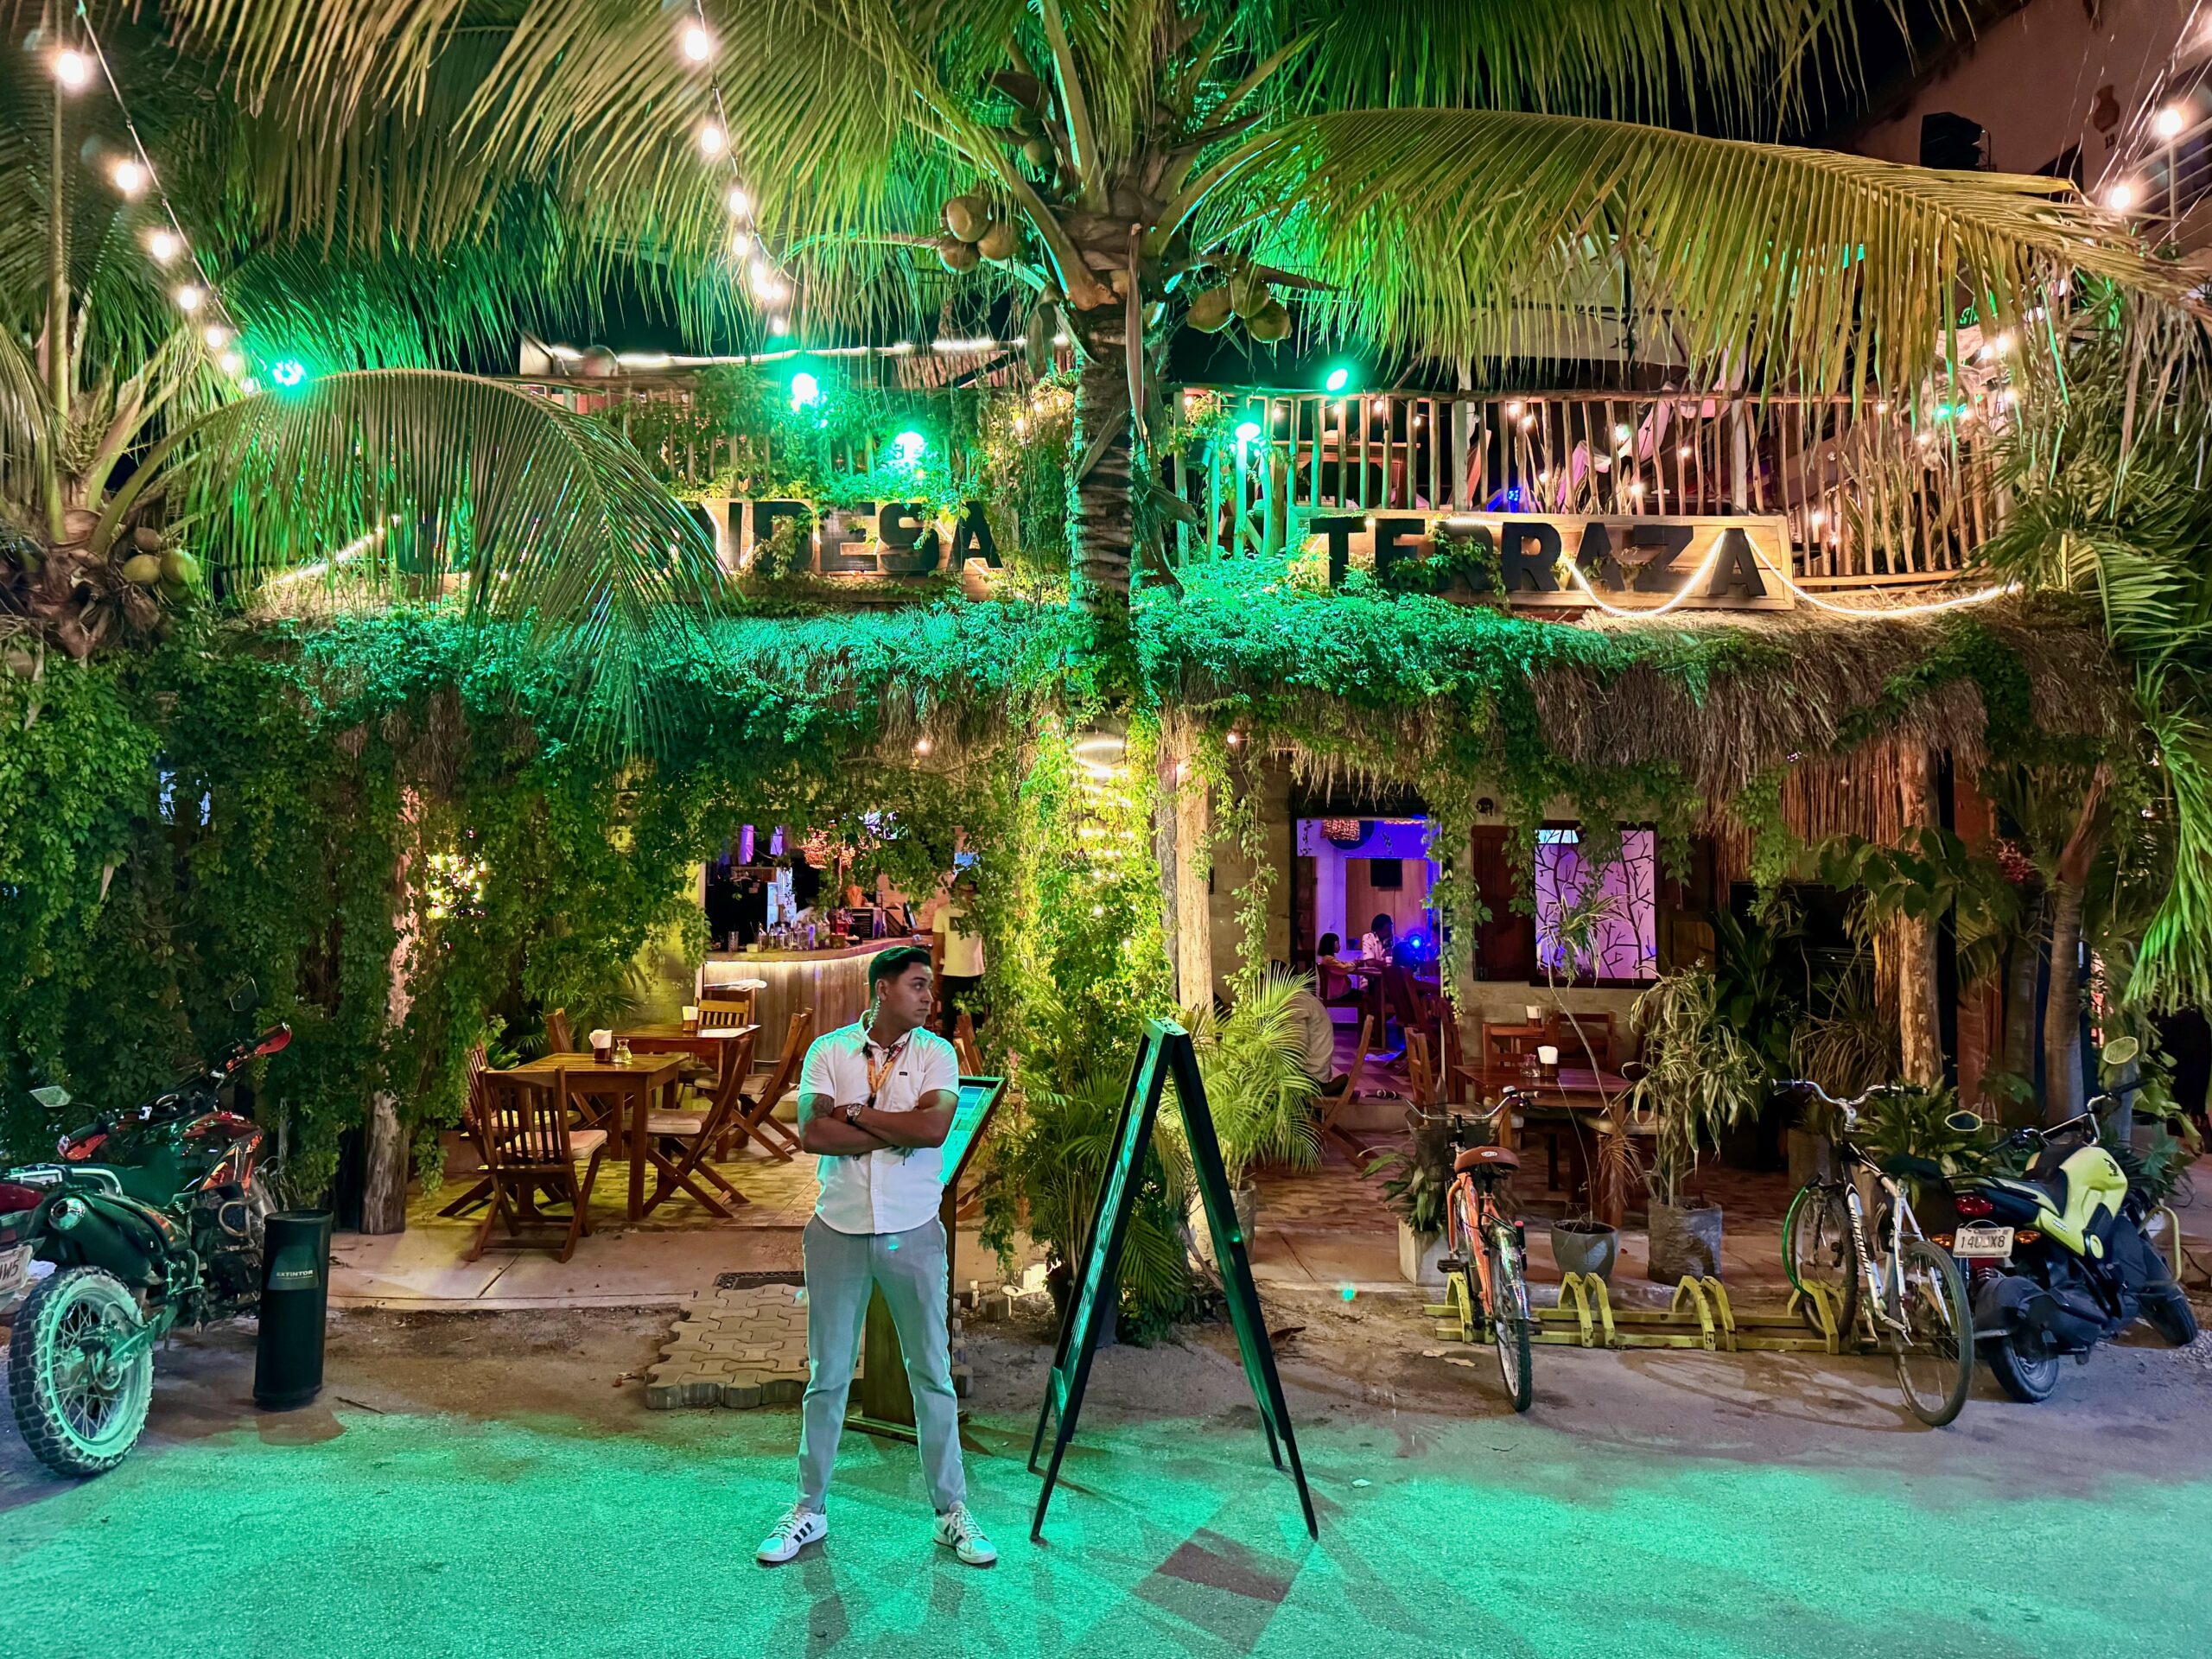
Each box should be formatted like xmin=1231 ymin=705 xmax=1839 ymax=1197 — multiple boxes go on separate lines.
xmin=437 ymin=1041 xmax=496 ymax=1218
xmin=1316 ymin=1014 xmax=1377 ymax=1159
xmin=546 ymin=1007 xmax=577 ymax=1054
xmin=642 ymin=1032 xmax=758 ymax=1217
xmin=726 ymin=1009 xmax=812 ymax=1160
xmin=1438 ymin=1008 xmax=1471 ymax=1106
xmin=468 ymin=1070 xmax=608 ymax=1263
xmin=698 ymin=993 xmax=755 ymax=1033
xmin=952 ymin=1010 xmax=984 ymax=1076
xmin=1406 ymin=1029 xmax=1439 ymax=1109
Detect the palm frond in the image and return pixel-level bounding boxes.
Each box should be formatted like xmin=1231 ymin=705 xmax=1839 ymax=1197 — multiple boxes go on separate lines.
xmin=1192 ymin=108 xmax=2190 ymax=389
xmin=1289 ymin=0 xmax=1863 ymax=129
xmin=156 ymin=370 xmax=723 ymax=746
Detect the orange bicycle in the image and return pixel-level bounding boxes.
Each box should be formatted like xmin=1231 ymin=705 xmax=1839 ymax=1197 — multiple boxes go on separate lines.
xmin=1416 ymin=1093 xmax=1534 ymax=1412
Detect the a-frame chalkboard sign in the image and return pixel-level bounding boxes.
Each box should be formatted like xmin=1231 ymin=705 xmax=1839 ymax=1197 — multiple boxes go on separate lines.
xmin=1027 ymin=1018 xmax=1317 ymax=1541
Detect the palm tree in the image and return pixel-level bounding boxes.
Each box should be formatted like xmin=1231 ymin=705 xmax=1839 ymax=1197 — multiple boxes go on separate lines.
xmin=175 ymin=0 xmax=2183 ymax=620
xmin=0 ymin=11 xmax=720 ymax=718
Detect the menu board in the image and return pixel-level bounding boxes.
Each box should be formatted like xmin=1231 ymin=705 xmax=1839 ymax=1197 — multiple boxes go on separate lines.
xmin=1027 ymin=1020 xmax=1316 ymax=1542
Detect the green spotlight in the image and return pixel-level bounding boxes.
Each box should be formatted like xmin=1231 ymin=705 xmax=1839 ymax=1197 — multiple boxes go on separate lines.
xmin=893 ymin=429 xmax=926 ymax=465
xmin=270 ymin=359 xmax=308 ymax=389
xmin=789 ymin=371 xmax=821 ymax=409
xmin=1235 ymin=420 xmax=1262 ymax=444
xmin=1323 ymin=364 xmax=1352 ymax=394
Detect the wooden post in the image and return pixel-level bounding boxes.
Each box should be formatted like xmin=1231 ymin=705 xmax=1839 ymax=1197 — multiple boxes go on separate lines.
xmin=1159 ymin=715 xmax=1213 ymax=1009
xmin=1896 ymin=746 xmax=1943 ymax=1087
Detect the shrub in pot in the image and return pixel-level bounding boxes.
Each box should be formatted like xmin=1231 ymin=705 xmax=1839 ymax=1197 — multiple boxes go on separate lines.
xmin=1368 ymin=1111 xmax=1457 ymax=1285
xmin=1184 ymin=969 xmax=1321 ymax=1261
xmin=1629 ymin=969 xmax=1762 ymax=1283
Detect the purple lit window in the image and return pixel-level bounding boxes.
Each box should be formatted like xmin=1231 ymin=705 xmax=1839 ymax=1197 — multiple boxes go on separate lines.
xmin=1533 ymin=828 xmax=1657 ymax=982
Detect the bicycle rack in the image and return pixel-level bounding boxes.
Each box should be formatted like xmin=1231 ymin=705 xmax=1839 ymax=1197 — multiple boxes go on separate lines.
xmin=1427 ymin=1272 xmax=1872 ymax=1356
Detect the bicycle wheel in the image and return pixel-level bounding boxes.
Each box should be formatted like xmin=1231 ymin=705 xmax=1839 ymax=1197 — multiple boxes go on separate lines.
xmin=1886 ymin=1236 xmax=1974 ymax=1427
xmin=1484 ymin=1226 xmax=1534 ymax=1414
xmin=1783 ymin=1181 xmax=1861 ymax=1338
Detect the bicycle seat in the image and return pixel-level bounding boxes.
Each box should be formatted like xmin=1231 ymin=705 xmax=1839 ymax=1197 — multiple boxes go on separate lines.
xmin=1455 ymin=1144 xmax=1519 ymax=1174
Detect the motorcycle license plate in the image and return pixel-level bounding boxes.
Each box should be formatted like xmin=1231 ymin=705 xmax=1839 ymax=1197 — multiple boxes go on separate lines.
xmin=0 ymin=1243 xmax=29 ymax=1299
xmin=1953 ymin=1224 xmax=2014 ymax=1260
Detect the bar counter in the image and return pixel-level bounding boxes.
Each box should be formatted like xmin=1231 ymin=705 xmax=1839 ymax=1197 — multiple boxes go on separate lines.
xmin=702 ymin=938 xmax=925 ymax=1062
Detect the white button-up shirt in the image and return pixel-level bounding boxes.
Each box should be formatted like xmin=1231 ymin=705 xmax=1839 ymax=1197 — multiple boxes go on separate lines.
xmin=799 ymin=1020 xmax=959 ymax=1235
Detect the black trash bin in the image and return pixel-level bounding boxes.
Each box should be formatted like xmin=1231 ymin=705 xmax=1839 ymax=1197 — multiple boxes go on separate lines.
xmin=254 ymin=1211 xmax=333 ymax=1410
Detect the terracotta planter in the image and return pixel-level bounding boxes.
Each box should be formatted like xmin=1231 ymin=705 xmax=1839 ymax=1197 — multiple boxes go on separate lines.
xmin=1648 ymin=1200 xmax=1724 ymax=1282
xmin=1549 ymin=1219 xmax=1618 ymax=1281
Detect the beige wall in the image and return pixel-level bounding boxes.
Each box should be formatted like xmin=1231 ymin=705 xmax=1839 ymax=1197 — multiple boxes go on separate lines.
xmin=1853 ymin=0 xmax=2195 ymax=183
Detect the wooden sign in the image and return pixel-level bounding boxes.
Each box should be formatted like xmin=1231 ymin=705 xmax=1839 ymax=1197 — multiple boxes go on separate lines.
xmin=1027 ymin=1020 xmax=1317 ymax=1541
xmin=845 ymin=1075 xmax=1006 ymax=1442
xmin=694 ymin=497 xmax=1001 ymax=580
xmin=1303 ymin=512 xmax=1796 ymax=611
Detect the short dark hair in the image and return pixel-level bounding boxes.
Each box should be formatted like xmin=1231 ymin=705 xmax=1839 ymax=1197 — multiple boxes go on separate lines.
xmin=1371 ymin=913 xmax=1393 ymax=933
xmin=1318 ymin=932 xmax=1339 ymax=955
xmin=868 ymin=944 xmax=932 ymax=990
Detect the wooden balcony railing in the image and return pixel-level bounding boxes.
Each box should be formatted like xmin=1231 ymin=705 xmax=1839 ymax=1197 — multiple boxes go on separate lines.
xmin=1167 ymin=387 xmax=2003 ymax=586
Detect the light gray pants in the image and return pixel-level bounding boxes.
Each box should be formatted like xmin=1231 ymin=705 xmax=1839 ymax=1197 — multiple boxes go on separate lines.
xmin=797 ymin=1216 xmax=964 ymax=1514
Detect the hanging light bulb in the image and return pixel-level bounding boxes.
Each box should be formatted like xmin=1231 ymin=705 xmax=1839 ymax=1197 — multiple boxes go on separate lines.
xmin=202 ymin=324 xmax=232 ymax=351
xmin=52 ymin=49 xmax=92 ymax=91
xmin=147 ymin=228 xmax=184 ymax=264
xmin=768 ymin=315 xmax=791 ymax=336
xmin=218 ymin=350 xmax=245 ymax=377
xmin=174 ymin=284 xmax=205 ymax=314
xmin=698 ymin=120 xmax=727 ymax=157
xmin=730 ymin=227 xmax=752 ymax=258
xmin=238 ymin=378 xmax=261 ymax=395
xmin=2155 ymin=104 xmax=2188 ymax=141
xmin=726 ymin=184 xmax=752 ymax=219
xmin=679 ymin=22 xmax=713 ymax=61
xmin=2104 ymin=179 xmax=2139 ymax=213
xmin=110 ymin=159 xmax=149 ymax=198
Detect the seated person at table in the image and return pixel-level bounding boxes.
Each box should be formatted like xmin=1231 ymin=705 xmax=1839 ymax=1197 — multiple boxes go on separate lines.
xmin=1283 ymin=972 xmax=1346 ymax=1094
xmin=1362 ymin=913 xmax=1397 ymax=964
xmin=1313 ymin=931 xmax=1364 ymax=1001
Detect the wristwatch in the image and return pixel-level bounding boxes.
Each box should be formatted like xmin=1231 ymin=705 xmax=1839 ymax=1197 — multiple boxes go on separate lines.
xmin=842 ymin=1101 xmax=863 ymax=1128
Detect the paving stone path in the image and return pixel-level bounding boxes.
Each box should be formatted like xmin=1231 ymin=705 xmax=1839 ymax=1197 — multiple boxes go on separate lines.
xmin=645 ymin=1279 xmax=970 ymax=1409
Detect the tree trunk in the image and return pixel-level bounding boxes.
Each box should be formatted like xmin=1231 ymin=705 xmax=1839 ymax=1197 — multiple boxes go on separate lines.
xmin=2043 ymin=766 xmax=2111 ymax=1125
xmin=1173 ymin=732 xmax=1212 ymax=1009
xmin=1999 ymin=906 xmax=2044 ymax=1124
xmin=1069 ymin=315 xmax=1134 ymax=613
xmin=1895 ymin=747 xmax=1943 ymax=1087
xmin=360 ymin=1091 xmax=409 ymax=1235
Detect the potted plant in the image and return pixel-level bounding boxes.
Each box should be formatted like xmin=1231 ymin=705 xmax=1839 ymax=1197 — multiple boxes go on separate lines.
xmin=1629 ymin=968 xmax=1762 ymax=1281
xmin=1184 ymin=968 xmax=1322 ymax=1256
xmin=1367 ymin=1111 xmax=1457 ymax=1286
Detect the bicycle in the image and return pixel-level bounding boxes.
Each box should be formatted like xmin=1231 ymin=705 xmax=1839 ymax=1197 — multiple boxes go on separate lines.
xmin=1777 ymin=1078 xmax=1976 ymax=1427
xmin=1414 ymin=1094 xmax=1535 ymax=1413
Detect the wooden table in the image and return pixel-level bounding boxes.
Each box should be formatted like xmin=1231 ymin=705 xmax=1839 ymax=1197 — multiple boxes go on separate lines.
xmin=620 ymin=1023 xmax=759 ymax=1087
xmin=507 ymin=1052 xmax=687 ymax=1223
xmin=1449 ymin=1064 xmax=1645 ymax=1223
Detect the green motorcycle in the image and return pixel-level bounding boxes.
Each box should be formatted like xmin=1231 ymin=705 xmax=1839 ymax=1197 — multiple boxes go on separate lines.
xmin=0 ymin=1021 xmax=289 ymax=1476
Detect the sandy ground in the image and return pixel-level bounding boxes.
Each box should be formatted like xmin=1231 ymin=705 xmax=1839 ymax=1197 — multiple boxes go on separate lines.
xmin=3 ymin=1290 xmax=2211 ymax=1658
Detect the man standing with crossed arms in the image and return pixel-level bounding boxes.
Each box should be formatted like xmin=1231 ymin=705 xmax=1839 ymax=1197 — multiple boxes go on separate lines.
xmin=755 ymin=944 xmax=996 ymax=1567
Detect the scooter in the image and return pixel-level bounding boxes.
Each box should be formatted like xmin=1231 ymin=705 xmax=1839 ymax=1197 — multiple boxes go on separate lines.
xmin=0 ymin=1019 xmax=289 ymax=1475
xmin=1929 ymin=1086 xmax=2198 ymax=1403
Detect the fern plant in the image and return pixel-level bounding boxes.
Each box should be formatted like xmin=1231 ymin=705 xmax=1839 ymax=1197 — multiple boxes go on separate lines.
xmin=1629 ymin=968 xmax=1763 ymax=1209
xmin=1182 ymin=967 xmax=1321 ymax=1192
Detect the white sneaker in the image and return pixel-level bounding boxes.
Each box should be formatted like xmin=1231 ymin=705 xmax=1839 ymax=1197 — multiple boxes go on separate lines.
xmin=932 ymin=1502 xmax=997 ymax=1567
xmin=757 ymin=1503 xmax=826 ymax=1565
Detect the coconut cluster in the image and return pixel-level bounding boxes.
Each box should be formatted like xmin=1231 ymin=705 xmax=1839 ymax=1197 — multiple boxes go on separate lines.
xmin=939 ymin=194 xmax=1020 ymax=270
xmin=1186 ymin=269 xmax=1288 ymax=342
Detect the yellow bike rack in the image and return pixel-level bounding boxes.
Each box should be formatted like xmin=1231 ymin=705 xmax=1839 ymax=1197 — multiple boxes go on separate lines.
xmin=1418 ymin=1272 xmax=1871 ymax=1357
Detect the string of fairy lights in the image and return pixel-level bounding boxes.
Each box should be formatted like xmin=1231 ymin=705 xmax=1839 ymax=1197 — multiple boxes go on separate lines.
xmin=677 ymin=2 xmax=792 ymax=337
xmin=45 ymin=10 xmax=301 ymax=397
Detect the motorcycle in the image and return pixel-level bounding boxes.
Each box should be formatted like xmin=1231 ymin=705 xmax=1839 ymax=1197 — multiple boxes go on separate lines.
xmin=1924 ymin=1084 xmax=2198 ymax=1403
xmin=0 ymin=1017 xmax=290 ymax=1475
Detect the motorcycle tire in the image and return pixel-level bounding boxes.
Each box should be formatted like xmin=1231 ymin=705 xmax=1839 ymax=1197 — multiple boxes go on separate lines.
xmin=1986 ymin=1332 xmax=2063 ymax=1403
xmin=2141 ymin=1284 xmax=2200 ymax=1347
xmin=8 ymin=1265 xmax=155 ymax=1478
